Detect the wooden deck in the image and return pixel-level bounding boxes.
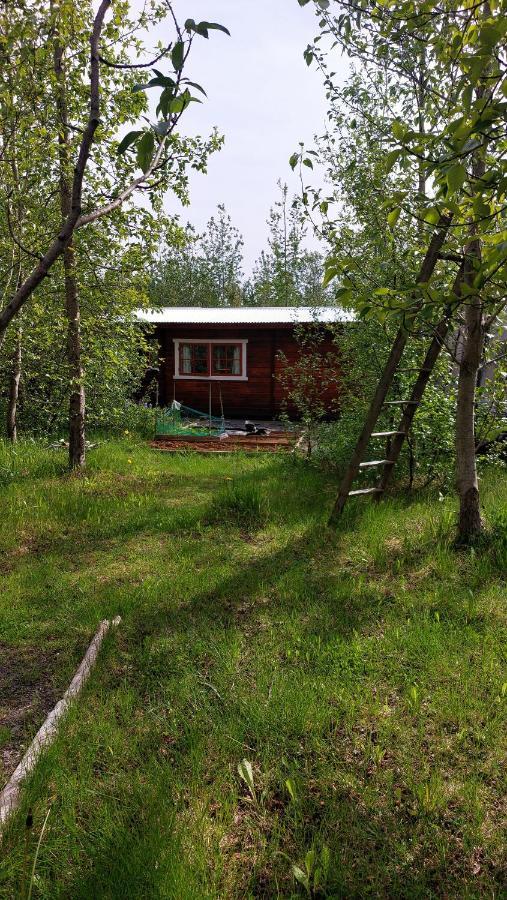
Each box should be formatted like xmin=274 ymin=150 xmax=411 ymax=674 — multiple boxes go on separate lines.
xmin=150 ymin=430 xmax=296 ymax=453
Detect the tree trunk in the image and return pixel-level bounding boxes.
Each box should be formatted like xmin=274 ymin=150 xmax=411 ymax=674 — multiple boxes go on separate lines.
xmin=455 ymin=261 xmax=484 ymax=543
xmin=54 ymin=34 xmax=86 ymax=469
xmin=64 ymin=241 xmax=86 ymax=468
xmin=455 ymin=17 xmax=490 ymax=545
xmin=6 ymin=328 xmax=22 ymax=442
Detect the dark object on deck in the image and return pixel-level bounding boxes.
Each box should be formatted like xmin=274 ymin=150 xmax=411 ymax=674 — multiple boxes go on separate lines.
xmin=244 ymin=421 xmax=268 ymax=435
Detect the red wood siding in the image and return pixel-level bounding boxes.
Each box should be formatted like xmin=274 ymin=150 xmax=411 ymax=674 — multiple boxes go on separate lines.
xmin=155 ymin=324 xmax=341 ymax=419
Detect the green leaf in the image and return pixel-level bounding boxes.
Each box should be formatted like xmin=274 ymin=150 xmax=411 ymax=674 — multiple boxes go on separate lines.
xmin=303 ymin=158 xmax=313 ymax=169
xmin=392 ymin=120 xmax=405 ymax=141
xmin=289 ymin=152 xmax=300 ymax=170
xmin=384 ymin=149 xmax=400 ymax=173
xmin=136 ymin=130 xmax=155 ymax=173
xmin=187 ymin=20 xmax=230 ymax=38
xmin=285 ymin=778 xmax=297 ymax=802
xmin=292 ymin=865 xmax=310 ymax=893
xmin=387 ymin=207 xmax=401 ymax=227
xmin=323 ymin=266 xmax=338 ymax=288
xmin=132 ymin=75 xmax=176 ymax=93
xmin=168 ymin=90 xmax=196 ymax=114
xmin=423 ymin=207 xmax=441 ymax=225
xmin=171 ymin=41 xmax=184 ymax=71
xmin=157 ymin=86 xmax=175 ymax=118
xmin=194 ymin=22 xmax=209 ymax=37
xmin=237 ymin=758 xmax=256 ymax=801
xmin=117 ymin=130 xmax=142 ymax=155
xmin=446 ymin=163 xmax=467 ymax=194
xmin=183 ymin=80 xmax=207 ymax=97
xmin=305 ymin=849 xmax=316 ymax=875
xmin=202 ymin=21 xmax=230 ymax=35
xmin=334 ymin=287 xmax=352 ymax=302
xmin=473 ymin=196 xmax=490 ymax=220
xmin=478 ymin=21 xmax=505 ymax=51
xmin=304 ymin=48 xmax=313 ymax=66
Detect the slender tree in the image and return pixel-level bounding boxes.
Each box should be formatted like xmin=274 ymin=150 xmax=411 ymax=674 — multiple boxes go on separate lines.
xmin=247 ymin=182 xmax=332 ymax=306
xmin=53 ymin=17 xmax=86 ymax=468
xmin=0 ymin=1 xmax=229 ymax=341
xmin=297 ymin=0 xmax=507 ymax=542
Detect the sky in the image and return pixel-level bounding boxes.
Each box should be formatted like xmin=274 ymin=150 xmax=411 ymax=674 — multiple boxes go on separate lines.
xmin=143 ymin=1 xmax=348 ymax=273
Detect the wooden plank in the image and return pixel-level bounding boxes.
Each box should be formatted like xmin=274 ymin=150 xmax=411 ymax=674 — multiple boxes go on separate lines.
xmin=348 ymin=487 xmax=383 ymax=496
xmin=371 ymin=431 xmax=405 ymax=438
xmin=359 ymin=459 xmax=393 ymax=468
xmin=0 ymin=617 xmax=121 ymax=832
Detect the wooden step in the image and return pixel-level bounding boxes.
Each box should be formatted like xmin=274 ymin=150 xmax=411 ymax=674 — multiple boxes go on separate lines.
xmin=348 ymin=487 xmax=383 ymax=496
xmin=359 ymin=459 xmax=393 ymax=468
xmin=371 ymin=430 xmax=405 ymax=438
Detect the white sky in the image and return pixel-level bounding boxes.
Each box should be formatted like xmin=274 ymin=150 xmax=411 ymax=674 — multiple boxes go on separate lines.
xmin=143 ymin=1 xmax=349 ymax=272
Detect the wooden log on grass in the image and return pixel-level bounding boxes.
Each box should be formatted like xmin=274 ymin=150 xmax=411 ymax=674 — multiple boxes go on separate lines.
xmin=0 ymin=616 xmax=121 ymax=833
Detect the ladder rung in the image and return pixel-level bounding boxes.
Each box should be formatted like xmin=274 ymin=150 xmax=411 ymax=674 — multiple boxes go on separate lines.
xmin=348 ymin=487 xmax=383 ymax=496
xmin=371 ymin=431 xmax=405 ymax=438
xmin=397 ymin=368 xmax=432 ymax=373
xmin=384 ymin=400 xmax=419 ymax=405
xmin=359 ymin=459 xmax=393 ymax=468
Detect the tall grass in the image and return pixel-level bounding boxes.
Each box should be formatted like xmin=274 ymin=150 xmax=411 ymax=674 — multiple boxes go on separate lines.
xmin=0 ymin=443 xmax=505 ymax=898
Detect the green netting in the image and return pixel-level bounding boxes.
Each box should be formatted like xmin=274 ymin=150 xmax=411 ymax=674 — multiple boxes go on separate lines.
xmin=155 ymin=401 xmax=226 ymax=437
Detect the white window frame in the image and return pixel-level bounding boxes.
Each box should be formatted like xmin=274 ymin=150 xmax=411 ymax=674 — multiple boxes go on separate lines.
xmin=173 ymin=338 xmax=248 ymax=381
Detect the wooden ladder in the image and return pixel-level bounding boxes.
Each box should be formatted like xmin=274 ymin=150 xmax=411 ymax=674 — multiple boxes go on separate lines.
xmin=328 ymin=314 xmax=452 ymax=524
xmin=326 ymin=213 xmax=459 ymax=525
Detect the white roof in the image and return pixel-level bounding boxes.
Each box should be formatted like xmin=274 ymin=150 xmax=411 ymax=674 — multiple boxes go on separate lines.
xmin=135 ymin=306 xmax=355 ymax=325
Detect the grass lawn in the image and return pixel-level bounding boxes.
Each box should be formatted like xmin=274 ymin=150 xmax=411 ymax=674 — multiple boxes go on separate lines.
xmin=0 ymin=439 xmax=506 ymax=898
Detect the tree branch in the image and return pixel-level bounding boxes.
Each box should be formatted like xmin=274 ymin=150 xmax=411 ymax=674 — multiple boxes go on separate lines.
xmin=0 ymin=0 xmax=111 ymax=339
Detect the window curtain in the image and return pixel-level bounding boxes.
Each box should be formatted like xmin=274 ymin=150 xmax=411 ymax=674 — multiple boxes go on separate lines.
xmin=232 ymin=345 xmax=241 ymax=375
xmin=181 ymin=344 xmax=191 ymax=374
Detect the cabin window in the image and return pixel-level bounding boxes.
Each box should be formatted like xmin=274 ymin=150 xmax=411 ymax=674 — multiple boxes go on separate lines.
xmin=212 ymin=344 xmax=241 ymax=376
xmin=175 ymin=340 xmax=247 ymax=380
xmin=180 ymin=342 xmax=209 ymax=375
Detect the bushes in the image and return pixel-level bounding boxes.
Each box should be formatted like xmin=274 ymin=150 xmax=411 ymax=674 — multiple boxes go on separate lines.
xmin=91 ymin=402 xmax=157 ymax=440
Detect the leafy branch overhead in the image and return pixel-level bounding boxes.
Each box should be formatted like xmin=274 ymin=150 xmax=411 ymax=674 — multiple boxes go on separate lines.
xmin=0 ymin=3 xmax=230 ymax=338
xmin=294 ymin=0 xmax=507 ymax=325
xmin=117 ymin=19 xmax=230 ymax=174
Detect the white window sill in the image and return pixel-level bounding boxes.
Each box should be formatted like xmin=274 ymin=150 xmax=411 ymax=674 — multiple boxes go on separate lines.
xmin=174 ymin=375 xmax=248 ymax=382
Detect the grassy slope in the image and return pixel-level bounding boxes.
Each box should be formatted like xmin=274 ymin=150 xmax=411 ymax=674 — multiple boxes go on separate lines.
xmin=0 ymin=440 xmax=505 ymax=899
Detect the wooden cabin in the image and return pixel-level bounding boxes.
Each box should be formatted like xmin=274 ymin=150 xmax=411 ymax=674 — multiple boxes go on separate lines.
xmin=136 ymin=306 xmax=355 ymax=420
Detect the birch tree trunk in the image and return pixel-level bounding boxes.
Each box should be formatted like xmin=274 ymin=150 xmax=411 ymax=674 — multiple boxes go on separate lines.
xmin=455 ymin=243 xmax=484 ymax=543
xmin=6 ymin=327 xmax=21 ymax=442
xmin=54 ymin=36 xmax=86 ymax=469
xmin=455 ymin=16 xmax=489 ymax=545
xmin=63 ymin=241 xmax=86 ymax=468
